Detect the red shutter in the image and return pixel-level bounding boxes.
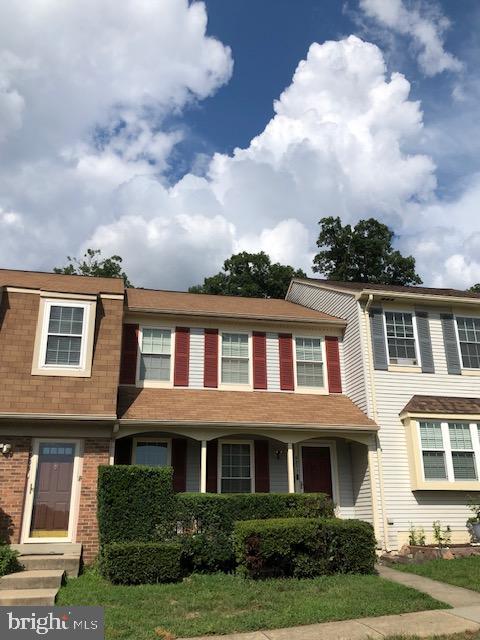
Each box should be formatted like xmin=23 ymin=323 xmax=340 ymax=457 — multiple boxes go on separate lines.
xmin=171 ymin=438 xmax=187 ymax=492
xmin=279 ymin=333 xmax=294 ymax=391
xmin=174 ymin=327 xmax=190 ymax=387
xmin=204 ymin=329 xmax=218 ymax=388
xmin=253 ymin=331 xmax=267 ymax=390
xmin=119 ymin=324 xmax=138 ymax=385
xmin=325 ymin=336 xmax=342 ymax=393
xmin=206 ymin=440 xmax=218 ymax=492
xmin=254 ymin=440 xmax=270 ymax=492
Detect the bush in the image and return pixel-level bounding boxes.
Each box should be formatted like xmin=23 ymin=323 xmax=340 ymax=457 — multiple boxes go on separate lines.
xmin=234 ymin=517 xmax=376 ymax=579
xmin=100 ymin=542 xmax=182 ymax=584
xmin=97 ymin=465 xmax=176 ymax=544
xmin=0 ymin=544 xmax=21 ymax=577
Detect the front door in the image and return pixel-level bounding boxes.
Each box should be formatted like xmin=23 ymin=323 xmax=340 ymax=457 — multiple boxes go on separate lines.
xmin=28 ymin=442 xmax=77 ymax=540
xmin=301 ymin=446 xmax=333 ymax=496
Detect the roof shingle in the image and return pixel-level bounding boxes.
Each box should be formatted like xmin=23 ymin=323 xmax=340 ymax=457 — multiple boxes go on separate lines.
xmin=0 ymin=268 xmax=124 ymax=295
xmin=402 ymin=395 xmax=480 ymax=415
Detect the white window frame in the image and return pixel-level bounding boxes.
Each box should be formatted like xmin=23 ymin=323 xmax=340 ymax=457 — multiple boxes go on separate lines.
xmin=217 ymin=439 xmax=255 ymax=493
xmin=218 ymin=331 xmax=252 ymax=390
xmin=136 ymin=325 xmax=175 ymax=388
xmin=132 ymin=437 xmax=172 ymax=466
xmin=383 ymin=309 xmax=421 ymax=367
xmin=293 ymin=335 xmax=328 ymax=394
xmin=418 ymin=421 xmax=480 ymax=483
xmin=454 ymin=315 xmax=480 ymax=370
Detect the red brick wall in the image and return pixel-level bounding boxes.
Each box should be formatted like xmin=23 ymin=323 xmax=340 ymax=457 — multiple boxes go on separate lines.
xmin=0 ymin=436 xmax=31 ymax=543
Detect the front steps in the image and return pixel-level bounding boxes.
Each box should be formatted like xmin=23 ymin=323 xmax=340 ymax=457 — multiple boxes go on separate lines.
xmin=0 ymin=543 xmax=81 ymax=606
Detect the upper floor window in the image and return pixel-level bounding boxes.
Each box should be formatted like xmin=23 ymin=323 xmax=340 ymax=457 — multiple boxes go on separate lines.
xmin=419 ymin=420 xmax=478 ymax=482
xmin=139 ymin=328 xmax=172 ymax=381
xmin=456 ymin=317 xmax=480 ymax=369
xmin=295 ymin=337 xmax=323 ymax=387
xmin=221 ymin=333 xmax=249 ymax=384
xmin=385 ymin=312 xmax=418 ymax=365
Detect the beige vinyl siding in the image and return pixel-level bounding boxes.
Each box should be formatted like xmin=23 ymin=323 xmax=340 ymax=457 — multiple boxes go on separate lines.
xmin=351 ymin=441 xmax=373 ymax=523
xmin=188 ymin=328 xmax=204 ymax=389
xmin=266 ymin=332 xmax=281 ymax=391
xmin=336 ymin=439 xmax=355 ymax=518
xmin=186 ymin=438 xmax=201 ymax=491
xmin=269 ymin=441 xmax=288 ymax=492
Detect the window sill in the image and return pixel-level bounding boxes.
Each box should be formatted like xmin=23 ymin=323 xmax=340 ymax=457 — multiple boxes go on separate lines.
xmin=136 ymin=380 xmax=173 ymax=389
xmin=388 ymin=365 xmax=422 ymax=373
xmin=461 ymin=369 xmax=480 ymax=377
xmin=31 ymin=365 xmax=91 ymax=378
xmin=412 ymin=479 xmax=480 ymax=491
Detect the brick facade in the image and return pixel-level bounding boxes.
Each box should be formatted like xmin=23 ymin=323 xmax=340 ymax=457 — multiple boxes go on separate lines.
xmin=0 ymin=436 xmax=31 ymax=543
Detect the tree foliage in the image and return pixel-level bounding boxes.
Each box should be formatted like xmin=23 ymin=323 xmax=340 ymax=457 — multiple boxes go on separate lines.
xmin=469 ymin=284 xmax=480 ymax=293
xmin=54 ymin=248 xmax=132 ymax=287
xmin=312 ymin=217 xmax=422 ymax=286
xmin=189 ymin=251 xmax=306 ymax=299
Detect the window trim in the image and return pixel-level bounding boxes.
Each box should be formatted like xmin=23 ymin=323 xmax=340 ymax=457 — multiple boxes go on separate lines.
xmin=293 ymin=334 xmax=328 ymax=394
xmin=136 ymin=324 xmax=175 ymax=388
xmin=454 ymin=315 xmax=480 ymax=371
xmin=383 ymin=309 xmax=421 ymax=368
xmin=218 ymin=330 xmax=253 ymax=390
xmin=132 ymin=437 xmax=172 ymax=466
xmin=217 ymin=439 xmax=255 ymax=494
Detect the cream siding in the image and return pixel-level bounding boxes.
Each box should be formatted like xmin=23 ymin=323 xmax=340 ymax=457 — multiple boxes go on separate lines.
xmin=188 ymin=328 xmax=204 ymax=388
xmin=336 ymin=440 xmax=355 ymax=518
xmin=269 ymin=442 xmax=288 ymax=492
xmin=186 ymin=438 xmax=201 ymax=491
xmin=266 ymin=332 xmax=281 ymax=391
xmin=351 ymin=442 xmax=373 ymax=523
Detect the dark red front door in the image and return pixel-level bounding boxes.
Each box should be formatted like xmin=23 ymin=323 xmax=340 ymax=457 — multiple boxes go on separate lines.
xmin=301 ymin=446 xmax=333 ymax=496
xmin=30 ymin=442 xmax=75 ymax=538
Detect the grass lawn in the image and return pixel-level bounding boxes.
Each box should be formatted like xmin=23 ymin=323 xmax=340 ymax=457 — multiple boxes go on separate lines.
xmin=395 ymin=556 xmax=480 ymax=592
xmin=57 ymin=570 xmax=447 ymax=640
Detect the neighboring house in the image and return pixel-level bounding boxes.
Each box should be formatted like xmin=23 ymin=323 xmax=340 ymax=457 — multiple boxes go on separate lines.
xmin=0 ymin=269 xmax=378 ymax=562
xmin=287 ymin=278 xmax=480 ymax=549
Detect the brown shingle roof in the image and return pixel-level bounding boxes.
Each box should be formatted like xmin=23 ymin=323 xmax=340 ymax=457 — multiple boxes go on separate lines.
xmin=0 ymin=268 xmax=124 ymax=295
xmin=126 ymin=288 xmax=344 ymax=324
xmin=118 ymin=387 xmax=377 ymax=429
xmin=402 ymin=395 xmax=480 ymax=416
xmin=302 ymin=278 xmax=480 ymax=300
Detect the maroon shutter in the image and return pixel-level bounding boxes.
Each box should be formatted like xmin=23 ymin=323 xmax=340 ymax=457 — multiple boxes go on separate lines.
xmin=204 ymin=329 xmax=218 ymax=388
xmin=206 ymin=440 xmax=218 ymax=492
xmin=279 ymin=333 xmax=294 ymax=391
xmin=119 ymin=324 xmax=138 ymax=385
xmin=171 ymin=438 xmax=187 ymax=492
xmin=253 ymin=332 xmax=267 ymax=390
xmin=174 ymin=327 xmax=190 ymax=387
xmin=325 ymin=336 xmax=342 ymax=393
xmin=254 ymin=440 xmax=270 ymax=492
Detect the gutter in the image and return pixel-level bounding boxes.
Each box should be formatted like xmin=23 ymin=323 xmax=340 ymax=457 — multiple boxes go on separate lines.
xmin=118 ymin=419 xmax=378 ymax=431
xmin=0 ymin=412 xmax=117 ymax=422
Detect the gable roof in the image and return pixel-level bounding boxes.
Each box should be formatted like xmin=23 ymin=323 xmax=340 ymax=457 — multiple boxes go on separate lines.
xmin=401 ymin=395 xmax=480 ymax=416
xmin=0 ymin=268 xmax=124 ymax=295
xmin=126 ymin=288 xmax=344 ymax=324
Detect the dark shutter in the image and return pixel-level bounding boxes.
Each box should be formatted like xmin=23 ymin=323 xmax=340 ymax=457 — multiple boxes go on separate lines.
xmin=171 ymin=438 xmax=187 ymax=492
xmin=204 ymin=329 xmax=218 ymax=388
xmin=325 ymin=336 xmax=342 ymax=393
xmin=415 ymin=311 xmax=435 ymax=373
xmin=253 ymin=332 xmax=267 ymax=389
xmin=174 ymin=327 xmax=190 ymax=386
xmin=119 ymin=324 xmax=138 ymax=384
xmin=369 ymin=308 xmax=388 ymax=370
xmin=206 ymin=440 xmax=218 ymax=492
xmin=279 ymin=333 xmax=294 ymax=391
xmin=254 ymin=440 xmax=270 ymax=492
xmin=441 ymin=313 xmax=461 ymax=374
xmin=114 ymin=437 xmax=132 ymax=465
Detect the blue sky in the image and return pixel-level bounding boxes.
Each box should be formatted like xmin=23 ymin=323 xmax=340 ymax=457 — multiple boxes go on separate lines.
xmin=0 ymin=0 xmax=479 ymax=290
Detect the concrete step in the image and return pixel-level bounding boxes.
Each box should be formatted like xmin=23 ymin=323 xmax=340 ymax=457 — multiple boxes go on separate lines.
xmin=0 ymin=569 xmax=65 ymax=591
xmin=11 ymin=543 xmax=82 ymax=556
xmin=18 ymin=555 xmax=80 ymax=577
xmin=0 ymin=588 xmax=58 ymax=606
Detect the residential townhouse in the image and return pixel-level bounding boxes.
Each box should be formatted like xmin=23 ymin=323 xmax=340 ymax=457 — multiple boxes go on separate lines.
xmin=0 ymin=269 xmax=378 ymax=562
xmin=287 ymin=278 xmax=480 ymax=549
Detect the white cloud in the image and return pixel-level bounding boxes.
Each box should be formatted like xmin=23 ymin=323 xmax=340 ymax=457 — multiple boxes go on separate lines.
xmin=359 ymin=0 xmax=462 ymax=76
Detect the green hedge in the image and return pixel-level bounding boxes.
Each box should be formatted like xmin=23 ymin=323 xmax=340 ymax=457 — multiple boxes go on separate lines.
xmin=100 ymin=542 xmax=183 ymax=584
xmin=234 ymin=517 xmax=376 ymax=579
xmin=97 ymin=465 xmax=176 ymax=544
xmin=0 ymin=544 xmax=21 ymax=577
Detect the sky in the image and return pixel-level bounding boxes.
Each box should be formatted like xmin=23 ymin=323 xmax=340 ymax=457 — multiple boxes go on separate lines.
xmin=0 ymin=0 xmax=479 ymax=290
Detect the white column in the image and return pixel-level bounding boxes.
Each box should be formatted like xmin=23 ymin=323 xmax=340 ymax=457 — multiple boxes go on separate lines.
xmin=200 ymin=440 xmax=207 ymax=493
xmin=287 ymin=442 xmax=295 ymax=493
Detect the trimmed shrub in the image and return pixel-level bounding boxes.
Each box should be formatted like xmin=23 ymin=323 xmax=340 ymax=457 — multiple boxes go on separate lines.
xmin=0 ymin=544 xmax=21 ymax=577
xmin=234 ymin=517 xmax=376 ymax=579
xmin=97 ymin=465 xmax=176 ymax=544
xmin=100 ymin=542 xmax=182 ymax=584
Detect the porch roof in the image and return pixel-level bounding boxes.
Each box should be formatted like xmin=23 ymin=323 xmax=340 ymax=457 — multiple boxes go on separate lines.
xmin=117 ymin=388 xmax=378 ymax=430
xmin=402 ymin=394 xmax=480 ymax=416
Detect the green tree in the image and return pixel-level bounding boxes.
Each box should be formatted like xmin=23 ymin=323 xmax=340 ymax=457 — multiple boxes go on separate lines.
xmin=54 ymin=248 xmax=132 ymax=287
xmin=469 ymin=284 xmax=480 ymax=293
xmin=189 ymin=251 xmax=306 ymax=299
xmin=312 ymin=216 xmax=422 ymax=285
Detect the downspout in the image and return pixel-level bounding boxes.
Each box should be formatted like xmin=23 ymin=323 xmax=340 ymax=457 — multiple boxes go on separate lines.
xmin=364 ymin=294 xmax=389 ymax=551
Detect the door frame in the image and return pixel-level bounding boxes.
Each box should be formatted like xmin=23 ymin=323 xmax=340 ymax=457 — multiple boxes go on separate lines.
xmin=21 ymin=438 xmax=83 ymax=544
xmin=297 ymin=441 xmax=339 ymax=504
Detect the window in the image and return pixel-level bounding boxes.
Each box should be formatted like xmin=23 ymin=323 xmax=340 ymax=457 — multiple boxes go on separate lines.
xmin=44 ymin=303 xmax=86 ymax=367
xmin=139 ymin=328 xmax=171 ymax=381
xmin=220 ymin=442 xmax=252 ymax=493
xmin=419 ymin=421 xmax=479 ymax=482
xmin=420 ymin=422 xmax=447 ymax=480
xmin=295 ymin=337 xmax=324 ymax=387
xmin=449 ymin=423 xmax=477 ymax=480
xmin=221 ymin=333 xmax=249 ymax=384
xmin=385 ymin=312 xmax=418 ymax=365
xmin=133 ymin=439 xmax=170 ymax=466
xmin=456 ymin=317 xmax=480 ymax=369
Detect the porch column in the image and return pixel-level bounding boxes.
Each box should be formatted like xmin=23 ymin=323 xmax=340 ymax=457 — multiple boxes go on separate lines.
xmin=200 ymin=440 xmax=207 ymax=493
xmin=287 ymin=442 xmax=295 ymax=493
